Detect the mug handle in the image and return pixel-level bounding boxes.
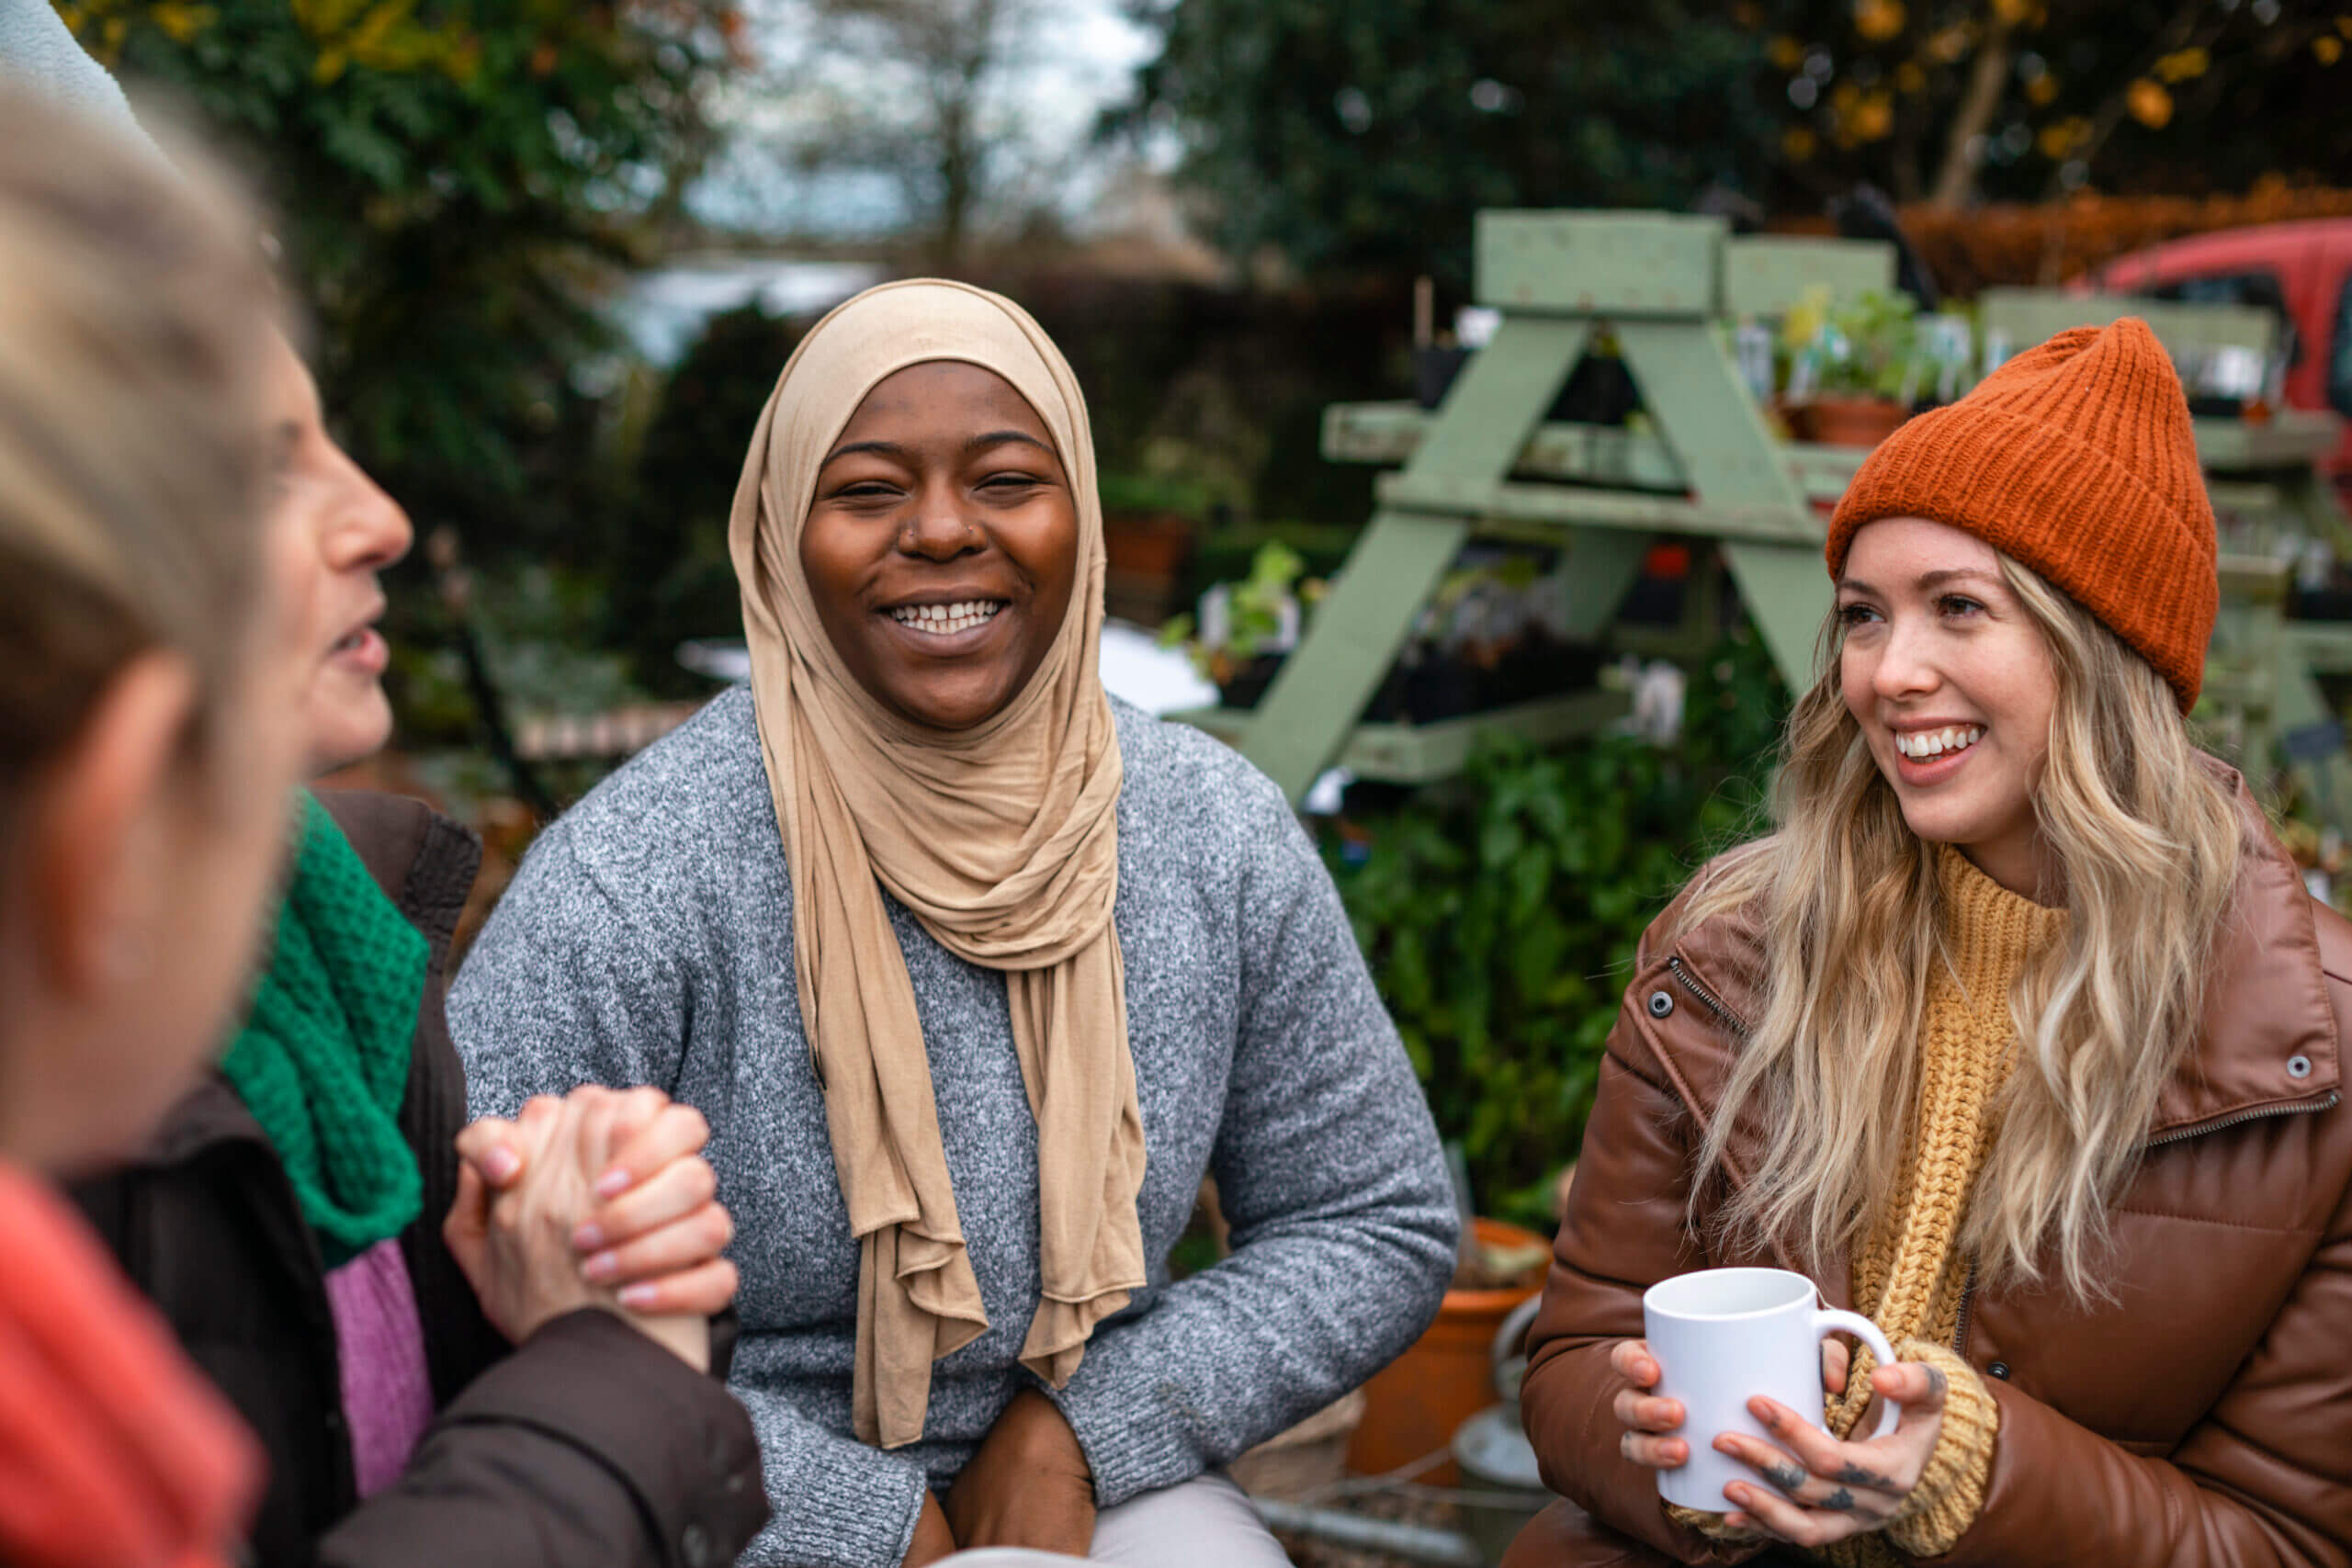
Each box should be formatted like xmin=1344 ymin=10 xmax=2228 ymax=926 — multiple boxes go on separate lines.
xmin=1810 ymin=1309 xmax=1904 ymax=1440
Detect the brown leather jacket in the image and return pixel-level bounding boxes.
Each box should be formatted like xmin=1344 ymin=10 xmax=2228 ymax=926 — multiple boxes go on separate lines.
xmin=1519 ymin=772 xmax=2352 ymax=1567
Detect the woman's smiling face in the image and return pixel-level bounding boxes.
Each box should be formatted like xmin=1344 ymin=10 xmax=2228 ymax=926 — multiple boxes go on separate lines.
xmin=1838 ymin=516 xmax=2060 ymax=895
xmin=799 ymin=361 xmax=1079 ymax=730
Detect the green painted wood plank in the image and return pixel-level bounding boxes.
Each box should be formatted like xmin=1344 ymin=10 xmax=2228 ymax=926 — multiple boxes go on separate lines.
xmin=1403 ymin=316 xmax=1593 ymax=486
xmin=1176 ymin=689 xmax=1633 ymax=784
xmin=1234 ymin=509 xmax=1472 ymax=799
xmin=1616 ymin=319 xmax=1807 ymax=513
xmin=1723 ymin=540 xmax=1834 ymax=692
xmin=1556 ymin=530 xmax=1655 ymax=641
xmin=1476 ymin=210 xmax=1723 ymax=318
xmin=2194 ymin=412 xmax=2343 ymax=472
xmin=1981 ymin=288 xmax=2279 ymax=363
xmin=1377 ymin=473 xmax=1823 ymax=544
xmin=1720 ymin=236 xmax=1895 ymax=318
xmin=2283 ymin=624 xmax=2352 ymax=676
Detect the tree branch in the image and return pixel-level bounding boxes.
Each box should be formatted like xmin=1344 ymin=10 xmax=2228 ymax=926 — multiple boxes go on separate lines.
xmin=1927 ymin=6 xmax=2018 ymax=211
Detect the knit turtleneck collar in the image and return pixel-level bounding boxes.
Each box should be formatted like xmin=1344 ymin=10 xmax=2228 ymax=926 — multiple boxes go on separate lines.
xmin=1936 ymin=844 xmax=2069 ymax=998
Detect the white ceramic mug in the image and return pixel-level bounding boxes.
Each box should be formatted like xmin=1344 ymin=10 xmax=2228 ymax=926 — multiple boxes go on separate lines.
xmin=1640 ymin=1267 xmax=1902 ymax=1512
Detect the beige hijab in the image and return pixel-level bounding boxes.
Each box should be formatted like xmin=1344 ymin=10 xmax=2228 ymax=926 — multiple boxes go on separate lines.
xmin=726 ymin=280 xmax=1147 ymax=1450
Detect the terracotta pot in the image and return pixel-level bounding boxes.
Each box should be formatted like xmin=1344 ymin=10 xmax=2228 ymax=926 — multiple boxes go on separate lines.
xmin=1804 ymin=395 xmax=1910 ymax=449
xmin=1229 ymin=1388 xmax=1366 ymax=1502
xmin=1102 ymin=512 xmax=1194 ymax=581
xmin=1345 ymin=1216 xmax=1547 ymax=1483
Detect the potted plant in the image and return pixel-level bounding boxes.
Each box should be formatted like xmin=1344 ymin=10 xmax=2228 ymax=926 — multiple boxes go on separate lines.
xmin=1343 ymin=1214 xmax=1553 ymax=1483
xmin=1787 ymin=288 xmax=1928 ymax=448
xmin=1159 ymin=539 xmax=1315 ymax=709
xmin=1099 ymin=472 xmax=1209 ymax=626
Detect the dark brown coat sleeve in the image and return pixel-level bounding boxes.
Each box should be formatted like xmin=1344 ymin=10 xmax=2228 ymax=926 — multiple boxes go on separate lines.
xmin=1518 ymin=975 xmax=1760 ymax=1567
xmin=316 ymin=1308 xmax=766 ymax=1568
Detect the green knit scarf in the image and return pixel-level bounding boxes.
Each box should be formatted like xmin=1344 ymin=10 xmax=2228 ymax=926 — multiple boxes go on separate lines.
xmin=221 ymin=794 xmax=426 ymax=1269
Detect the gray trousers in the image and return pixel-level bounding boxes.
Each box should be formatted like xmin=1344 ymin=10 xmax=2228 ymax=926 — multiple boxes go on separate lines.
xmin=939 ymin=1471 xmax=1290 ymax=1567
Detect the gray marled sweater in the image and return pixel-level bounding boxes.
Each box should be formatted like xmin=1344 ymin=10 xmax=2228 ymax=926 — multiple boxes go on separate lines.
xmin=448 ymin=687 xmax=1456 ymax=1568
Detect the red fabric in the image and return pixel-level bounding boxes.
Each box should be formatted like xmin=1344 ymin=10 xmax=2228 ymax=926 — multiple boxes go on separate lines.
xmin=0 ymin=1162 xmax=259 ymax=1568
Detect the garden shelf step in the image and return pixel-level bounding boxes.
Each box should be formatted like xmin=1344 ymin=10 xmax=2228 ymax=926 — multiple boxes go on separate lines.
xmin=1170 ymin=689 xmax=1631 ymax=786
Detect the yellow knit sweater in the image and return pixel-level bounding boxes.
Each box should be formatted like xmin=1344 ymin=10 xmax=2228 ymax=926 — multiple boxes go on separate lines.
xmin=1676 ymin=846 xmax=2064 ymax=1563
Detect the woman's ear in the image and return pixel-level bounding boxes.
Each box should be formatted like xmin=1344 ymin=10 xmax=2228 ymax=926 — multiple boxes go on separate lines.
xmin=25 ymin=650 xmax=202 ymax=998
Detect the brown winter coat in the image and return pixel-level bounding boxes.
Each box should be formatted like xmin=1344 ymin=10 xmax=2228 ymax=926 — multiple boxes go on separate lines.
xmin=69 ymin=791 xmax=768 ymax=1568
xmin=1513 ymin=770 xmax=2352 ymax=1567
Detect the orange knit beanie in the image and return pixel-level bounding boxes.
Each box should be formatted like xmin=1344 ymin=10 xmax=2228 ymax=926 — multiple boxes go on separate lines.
xmin=1825 ymin=317 xmax=2217 ymax=711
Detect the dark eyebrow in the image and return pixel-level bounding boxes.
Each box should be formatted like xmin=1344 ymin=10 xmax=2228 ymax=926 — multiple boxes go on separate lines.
xmin=819 ymin=429 xmax=1056 ymax=468
xmin=965 ymin=429 xmax=1054 ymax=457
xmin=820 ymin=438 xmax=910 ymax=468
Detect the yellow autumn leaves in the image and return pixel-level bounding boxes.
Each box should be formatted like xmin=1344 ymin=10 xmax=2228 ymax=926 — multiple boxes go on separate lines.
xmin=62 ymin=0 xmax=487 ymax=85
xmin=52 ymin=0 xmax=203 ymax=61
xmin=290 ymin=0 xmax=481 ymax=86
xmin=1758 ymin=2 xmax=2351 ymax=165
xmin=1855 ymin=0 xmax=1905 ymax=42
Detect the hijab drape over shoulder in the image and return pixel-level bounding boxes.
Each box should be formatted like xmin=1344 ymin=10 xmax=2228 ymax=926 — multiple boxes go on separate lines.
xmin=725 ymin=280 xmax=1146 ymax=1450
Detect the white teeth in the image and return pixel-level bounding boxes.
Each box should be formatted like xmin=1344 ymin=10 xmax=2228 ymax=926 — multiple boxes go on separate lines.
xmin=888 ymin=600 xmax=1003 ymax=636
xmin=1895 ymin=725 xmax=1983 ymax=760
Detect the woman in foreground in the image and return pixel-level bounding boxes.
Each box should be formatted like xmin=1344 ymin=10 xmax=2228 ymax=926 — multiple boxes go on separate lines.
xmin=452 ymin=279 xmax=1458 ymax=1566
xmin=0 ymin=88 xmax=301 ymax=1567
xmin=0 ymin=28 xmax=769 ymax=1561
xmin=1511 ymin=318 xmax=2352 ymax=1566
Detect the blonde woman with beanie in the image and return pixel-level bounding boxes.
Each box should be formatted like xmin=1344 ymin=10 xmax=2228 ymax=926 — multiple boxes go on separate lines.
xmin=1510 ymin=318 xmax=2352 ymax=1568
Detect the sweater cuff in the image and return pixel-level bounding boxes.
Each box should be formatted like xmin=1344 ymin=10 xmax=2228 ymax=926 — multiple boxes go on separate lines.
xmin=1035 ymin=1359 xmax=1189 ymax=1510
xmin=1884 ymin=1339 xmax=1999 ymax=1559
xmin=1666 ymin=1502 xmax=1769 ymax=1543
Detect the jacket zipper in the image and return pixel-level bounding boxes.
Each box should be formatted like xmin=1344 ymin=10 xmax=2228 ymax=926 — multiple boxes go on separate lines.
xmin=1667 ymin=955 xmax=1749 ymax=1038
xmin=1939 ymin=1100 xmax=2335 ymax=1359
xmin=2140 ymin=1091 xmax=2338 ymax=1149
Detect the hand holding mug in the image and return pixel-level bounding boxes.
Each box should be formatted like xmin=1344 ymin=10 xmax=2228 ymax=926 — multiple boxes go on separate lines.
xmin=1609 ymin=1333 xmax=1851 ymax=1473
xmin=1714 ymin=1358 xmax=1952 ymax=1549
xmin=1636 ymin=1266 xmax=1939 ymax=1541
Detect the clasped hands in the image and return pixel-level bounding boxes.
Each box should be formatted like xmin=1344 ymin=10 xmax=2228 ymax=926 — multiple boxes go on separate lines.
xmin=901 ymin=1389 xmax=1097 ymax=1567
xmin=444 ymin=1085 xmax=739 ymax=1371
xmin=1610 ymin=1336 xmax=1954 ymax=1551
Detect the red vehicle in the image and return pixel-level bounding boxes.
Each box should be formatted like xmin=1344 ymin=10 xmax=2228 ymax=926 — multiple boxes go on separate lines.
xmin=2094 ymin=219 xmax=2352 ymax=503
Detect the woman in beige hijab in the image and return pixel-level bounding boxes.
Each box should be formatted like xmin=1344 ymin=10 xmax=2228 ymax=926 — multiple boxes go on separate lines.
xmin=453 ymin=280 xmax=1458 ymax=1567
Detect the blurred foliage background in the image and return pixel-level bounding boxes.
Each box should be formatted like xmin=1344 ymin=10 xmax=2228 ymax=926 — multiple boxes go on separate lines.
xmin=63 ymin=0 xmax=2352 ymax=1217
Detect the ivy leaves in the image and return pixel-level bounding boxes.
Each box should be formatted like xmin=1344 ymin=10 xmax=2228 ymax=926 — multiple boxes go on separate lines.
xmin=1331 ymin=628 xmax=1786 ymax=1225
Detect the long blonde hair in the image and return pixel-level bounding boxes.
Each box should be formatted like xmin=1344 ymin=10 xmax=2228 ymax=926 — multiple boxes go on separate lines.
xmin=1685 ymin=556 xmax=2244 ymax=1300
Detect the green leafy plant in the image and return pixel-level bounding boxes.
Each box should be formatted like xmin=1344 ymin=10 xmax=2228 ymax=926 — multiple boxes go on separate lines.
xmin=1158 ymin=538 xmax=1312 ymax=683
xmin=1813 ymin=288 xmax=1927 ymax=401
xmin=1329 ymin=627 xmax=1788 ymax=1229
xmin=82 ymin=0 xmax=743 ymax=564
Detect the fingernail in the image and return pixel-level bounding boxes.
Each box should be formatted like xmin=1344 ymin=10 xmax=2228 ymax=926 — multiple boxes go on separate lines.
xmin=617 ymin=1283 xmax=657 ymax=1309
xmin=571 ymin=1222 xmax=604 ymax=1252
xmin=482 ymin=1146 xmax=520 ymax=1183
xmin=582 ymin=1250 xmax=619 ymax=1281
xmin=595 ymin=1167 xmax=634 ymax=1199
